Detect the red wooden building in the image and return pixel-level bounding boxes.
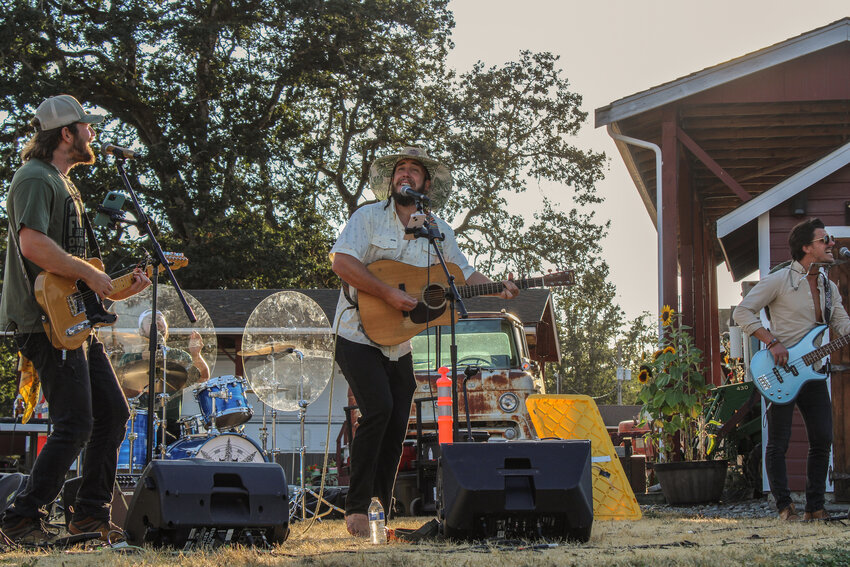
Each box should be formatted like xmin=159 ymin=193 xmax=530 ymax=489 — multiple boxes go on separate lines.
xmin=596 ymin=18 xmax=850 ymax=497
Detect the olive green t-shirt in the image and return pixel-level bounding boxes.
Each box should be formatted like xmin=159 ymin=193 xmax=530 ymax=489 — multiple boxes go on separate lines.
xmin=0 ymin=158 xmax=86 ymax=333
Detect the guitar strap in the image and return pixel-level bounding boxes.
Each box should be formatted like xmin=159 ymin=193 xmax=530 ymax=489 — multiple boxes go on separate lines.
xmin=82 ymin=213 xmax=103 ymax=261
xmin=822 ymin=272 xmax=832 ymax=325
xmin=8 ymin=226 xmax=36 ymax=301
xmin=341 ymin=282 xmax=358 ymax=309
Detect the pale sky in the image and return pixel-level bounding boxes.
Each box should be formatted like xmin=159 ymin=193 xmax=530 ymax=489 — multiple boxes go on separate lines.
xmin=447 ymin=1 xmax=849 ymax=321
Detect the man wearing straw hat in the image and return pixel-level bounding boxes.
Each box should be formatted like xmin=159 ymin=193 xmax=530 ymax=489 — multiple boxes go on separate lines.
xmin=0 ymin=95 xmax=150 ymax=545
xmin=330 ymin=147 xmax=519 ymax=537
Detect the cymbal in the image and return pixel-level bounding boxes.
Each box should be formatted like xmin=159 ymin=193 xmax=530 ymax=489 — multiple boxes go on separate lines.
xmin=117 ymin=357 xmax=190 ymax=397
xmin=237 ymin=343 xmax=297 ymax=357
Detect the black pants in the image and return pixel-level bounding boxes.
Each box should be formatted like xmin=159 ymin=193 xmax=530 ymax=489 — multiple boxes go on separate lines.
xmin=765 ymin=379 xmax=832 ymax=513
xmin=4 ymin=332 xmax=129 ymax=524
xmin=335 ymin=337 xmax=416 ymax=516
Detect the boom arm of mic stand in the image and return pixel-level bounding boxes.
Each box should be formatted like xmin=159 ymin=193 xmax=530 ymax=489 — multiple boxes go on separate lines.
xmin=112 ymin=157 xmax=197 ymax=324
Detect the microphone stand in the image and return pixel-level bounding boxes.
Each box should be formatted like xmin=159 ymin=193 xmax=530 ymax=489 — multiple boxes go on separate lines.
xmin=406 ymin=197 xmax=468 ymax=442
xmin=107 ymin=155 xmax=197 ymax=465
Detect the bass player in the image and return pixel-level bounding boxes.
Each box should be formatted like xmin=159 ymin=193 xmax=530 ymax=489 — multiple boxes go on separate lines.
xmin=734 ymin=217 xmax=850 ymax=521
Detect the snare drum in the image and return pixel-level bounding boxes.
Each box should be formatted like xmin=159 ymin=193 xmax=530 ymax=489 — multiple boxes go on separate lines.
xmin=193 ymin=375 xmax=253 ymax=429
xmin=176 ymin=414 xmax=204 ymax=438
xmin=164 ymin=433 xmax=266 ymax=463
xmin=118 ymin=409 xmax=148 ymax=472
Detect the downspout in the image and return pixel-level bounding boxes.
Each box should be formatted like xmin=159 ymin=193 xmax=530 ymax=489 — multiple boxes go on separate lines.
xmin=606 ymin=125 xmax=664 ymax=343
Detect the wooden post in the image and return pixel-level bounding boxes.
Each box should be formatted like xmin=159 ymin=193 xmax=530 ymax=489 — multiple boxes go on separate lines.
xmin=661 ymin=110 xmax=680 ymax=312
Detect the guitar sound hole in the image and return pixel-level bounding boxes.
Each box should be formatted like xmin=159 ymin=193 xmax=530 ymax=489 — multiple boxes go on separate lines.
xmin=422 ymin=284 xmax=447 ymax=308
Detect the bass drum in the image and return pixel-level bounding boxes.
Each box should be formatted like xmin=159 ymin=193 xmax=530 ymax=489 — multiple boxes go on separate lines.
xmin=164 ymin=433 xmax=267 ymax=463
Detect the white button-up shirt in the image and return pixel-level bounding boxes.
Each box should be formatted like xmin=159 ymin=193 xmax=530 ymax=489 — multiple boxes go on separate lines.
xmin=330 ymin=201 xmax=475 ymax=360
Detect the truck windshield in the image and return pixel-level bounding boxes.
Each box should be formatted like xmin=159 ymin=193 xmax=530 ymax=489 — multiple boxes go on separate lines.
xmin=410 ymin=318 xmax=518 ymax=371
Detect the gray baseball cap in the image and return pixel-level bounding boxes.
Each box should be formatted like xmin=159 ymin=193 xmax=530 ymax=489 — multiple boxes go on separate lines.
xmin=33 ymin=94 xmax=105 ymax=131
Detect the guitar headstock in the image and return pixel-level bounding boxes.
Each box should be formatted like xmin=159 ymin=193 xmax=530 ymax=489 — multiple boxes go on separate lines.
xmin=542 ymin=269 xmax=575 ymax=287
xmin=142 ymin=252 xmax=189 ymax=276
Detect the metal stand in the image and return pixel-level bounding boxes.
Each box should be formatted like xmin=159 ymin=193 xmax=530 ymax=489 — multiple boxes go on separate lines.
xmin=106 ymin=155 xmax=197 ymax=465
xmin=126 ymin=398 xmax=141 ymax=472
xmin=157 ymin=343 xmax=170 ymax=459
xmin=287 ymin=349 xmax=344 ymax=521
xmin=258 ymin=346 xmax=281 ymax=457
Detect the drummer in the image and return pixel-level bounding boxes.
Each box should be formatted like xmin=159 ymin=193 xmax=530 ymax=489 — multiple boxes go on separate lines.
xmin=118 ymin=309 xmax=211 ymax=398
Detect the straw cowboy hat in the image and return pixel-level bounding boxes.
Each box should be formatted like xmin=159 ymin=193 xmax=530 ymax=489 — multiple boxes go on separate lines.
xmin=368 ymin=146 xmax=452 ymax=210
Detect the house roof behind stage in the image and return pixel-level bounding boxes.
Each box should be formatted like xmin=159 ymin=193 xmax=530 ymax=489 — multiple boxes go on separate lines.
xmin=186 ymin=288 xmax=557 ymax=332
xmin=596 ymin=17 xmax=850 ymax=127
xmin=595 ymin=17 xmax=850 ymax=279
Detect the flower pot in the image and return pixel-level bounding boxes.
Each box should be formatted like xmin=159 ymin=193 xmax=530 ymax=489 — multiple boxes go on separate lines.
xmin=654 ymin=460 xmax=728 ymax=505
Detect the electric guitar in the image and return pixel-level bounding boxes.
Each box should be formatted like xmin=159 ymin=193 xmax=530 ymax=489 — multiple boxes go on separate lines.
xmin=357 ymin=259 xmax=575 ymax=346
xmin=750 ymin=324 xmax=850 ymax=404
xmin=34 ymin=252 xmax=188 ymax=350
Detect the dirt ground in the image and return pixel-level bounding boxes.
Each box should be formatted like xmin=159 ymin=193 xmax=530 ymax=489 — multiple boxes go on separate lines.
xmin=1 ymin=509 xmax=849 ymax=567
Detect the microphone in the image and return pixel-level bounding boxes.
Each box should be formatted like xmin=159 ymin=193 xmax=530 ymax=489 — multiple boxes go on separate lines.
xmin=839 ymin=247 xmax=850 ymax=259
xmin=92 ymin=191 xmax=126 ymax=228
xmin=399 ymin=184 xmax=430 ymax=202
xmin=99 ymin=143 xmax=140 ymax=159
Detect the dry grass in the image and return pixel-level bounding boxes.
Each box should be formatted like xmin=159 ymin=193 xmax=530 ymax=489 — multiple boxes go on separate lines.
xmin=1 ymin=513 xmax=849 ymax=567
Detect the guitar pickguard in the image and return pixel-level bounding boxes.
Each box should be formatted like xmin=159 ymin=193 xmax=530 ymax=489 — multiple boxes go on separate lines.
xmin=75 ymin=280 xmax=117 ymax=326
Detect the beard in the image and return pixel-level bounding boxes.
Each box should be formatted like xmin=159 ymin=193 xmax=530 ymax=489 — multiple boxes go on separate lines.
xmin=391 ymin=191 xmax=416 ymax=207
xmin=390 ymin=181 xmax=427 ymax=207
xmin=69 ymin=131 xmax=96 ymax=166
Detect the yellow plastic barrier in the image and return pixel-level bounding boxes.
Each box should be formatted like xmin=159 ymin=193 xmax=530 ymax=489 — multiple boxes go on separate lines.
xmin=526 ymin=394 xmax=642 ymax=521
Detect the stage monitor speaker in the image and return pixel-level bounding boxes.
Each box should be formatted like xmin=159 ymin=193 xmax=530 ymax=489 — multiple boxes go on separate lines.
xmin=437 ymin=440 xmax=593 ymax=541
xmin=124 ymin=459 xmax=290 ymax=548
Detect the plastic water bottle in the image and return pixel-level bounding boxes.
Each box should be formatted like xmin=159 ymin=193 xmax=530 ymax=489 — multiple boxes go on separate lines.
xmin=367 ymin=497 xmax=387 ymax=544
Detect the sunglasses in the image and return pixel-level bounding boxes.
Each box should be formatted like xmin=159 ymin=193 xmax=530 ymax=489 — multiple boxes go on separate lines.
xmin=810 ymin=234 xmax=835 ymax=245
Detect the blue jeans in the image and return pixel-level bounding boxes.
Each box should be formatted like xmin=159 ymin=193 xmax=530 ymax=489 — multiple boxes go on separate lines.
xmin=4 ymin=332 xmax=129 ymax=524
xmin=335 ymin=337 xmax=416 ymax=516
xmin=764 ymin=379 xmax=833 ymax=513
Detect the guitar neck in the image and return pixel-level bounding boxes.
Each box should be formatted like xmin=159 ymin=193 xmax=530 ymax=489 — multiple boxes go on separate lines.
xmin=109 ymin=271 xmax=139 ymax=295
xmin=459 ymin=276 xmax=546 ymax=299
xmin=803 ymin=332 xmax=850 ymax=365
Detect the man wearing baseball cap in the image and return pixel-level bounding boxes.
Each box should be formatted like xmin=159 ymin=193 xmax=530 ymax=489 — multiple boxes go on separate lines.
xmin=0 ymin=95 xmax=150 ymax=545
xmin=329 ymin=147 xmax=519 ymax=537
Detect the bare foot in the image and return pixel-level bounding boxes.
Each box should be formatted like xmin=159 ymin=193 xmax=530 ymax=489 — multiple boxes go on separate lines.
xmin=345 ymin=513 xmax=369 ymax=537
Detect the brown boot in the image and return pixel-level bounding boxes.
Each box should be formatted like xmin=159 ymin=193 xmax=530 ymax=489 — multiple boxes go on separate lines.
xmin=778 ymin=504 xmax=801 ymax=522
xmin=345 ymin=513 xmax=369 ymax=538
xmin=803 ymin=509 xmax=829 ymax=521
xmin=68 ymin=516 xmax=125 ymax=544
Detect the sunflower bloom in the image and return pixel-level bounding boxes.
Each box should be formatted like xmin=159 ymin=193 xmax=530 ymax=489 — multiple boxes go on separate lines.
xmin=663 ymin=345 xmax=676 ymax=356
xmin=638 ymin=365 xmax=652 ymax=384
xmin=660 ymin=305 xmax=674 ymax=327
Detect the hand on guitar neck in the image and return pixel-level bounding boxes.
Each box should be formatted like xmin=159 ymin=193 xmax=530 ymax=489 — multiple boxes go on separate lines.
xmin=466 ymin=271 xmax=520 ymax=300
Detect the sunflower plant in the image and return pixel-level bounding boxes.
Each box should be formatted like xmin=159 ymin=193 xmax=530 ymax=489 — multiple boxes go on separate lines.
xmin=637 ymin=306 xmax=714 ymax=462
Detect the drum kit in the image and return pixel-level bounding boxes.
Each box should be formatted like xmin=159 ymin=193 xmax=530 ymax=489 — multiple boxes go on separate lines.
xmin=99 ymin=287 xmax=337 ymax=521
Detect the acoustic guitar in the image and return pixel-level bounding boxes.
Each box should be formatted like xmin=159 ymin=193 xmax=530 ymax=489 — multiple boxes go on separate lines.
xmin=357 ymin=259 xmax=575 ymax=346
xmin=34 ymin=252 xmax=187 ymax=350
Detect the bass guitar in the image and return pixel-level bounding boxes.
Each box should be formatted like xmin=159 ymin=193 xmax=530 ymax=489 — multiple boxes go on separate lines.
xmin=357 ymin=259 xmax=575 ymax=346
xmin=34 ymin=252 xmax=188 ymax=350
xmin=750 ymin=324 xmax=850 ymax=404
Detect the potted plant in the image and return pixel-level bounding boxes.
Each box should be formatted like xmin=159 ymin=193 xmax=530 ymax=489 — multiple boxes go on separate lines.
xmin=637 ymin=305 xmax=727 ymax=504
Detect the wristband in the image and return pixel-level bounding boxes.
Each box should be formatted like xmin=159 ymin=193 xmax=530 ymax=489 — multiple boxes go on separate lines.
xmin=767 ymin=338 xmax=780 ymax=348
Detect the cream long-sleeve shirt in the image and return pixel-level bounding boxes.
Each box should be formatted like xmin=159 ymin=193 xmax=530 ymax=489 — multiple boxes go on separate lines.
xmin=733 ymin=260 xmax=850 ymax=347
